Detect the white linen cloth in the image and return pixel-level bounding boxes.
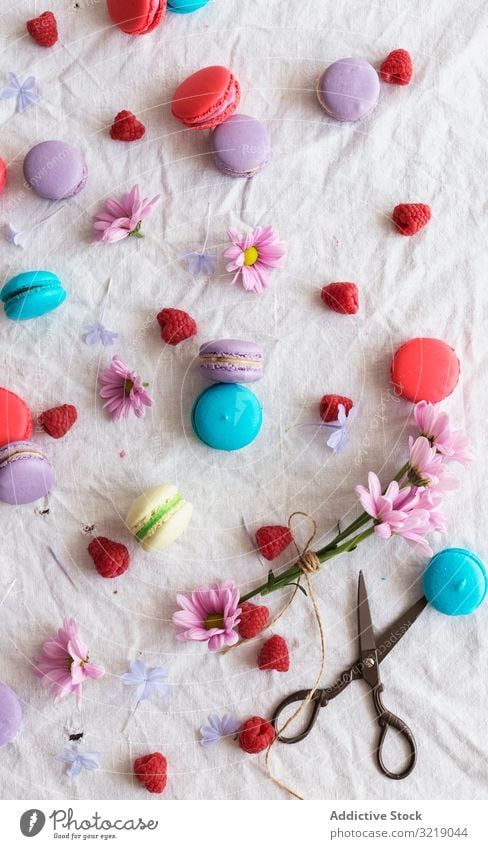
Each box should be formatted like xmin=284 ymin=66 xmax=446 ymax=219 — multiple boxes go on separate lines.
xmin=0 ymin=0 xmax=486 ymax=801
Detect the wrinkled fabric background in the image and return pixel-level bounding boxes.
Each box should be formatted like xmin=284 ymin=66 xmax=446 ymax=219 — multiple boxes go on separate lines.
xmin=0 ymin=0 xmax=487 ymax=801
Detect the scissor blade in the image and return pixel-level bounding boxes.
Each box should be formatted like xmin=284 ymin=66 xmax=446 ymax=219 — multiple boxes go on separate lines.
xmin=376 ymin=596 xmax=428 ymax=665
xmin=357 ymin=571 xmax=377 ymax=653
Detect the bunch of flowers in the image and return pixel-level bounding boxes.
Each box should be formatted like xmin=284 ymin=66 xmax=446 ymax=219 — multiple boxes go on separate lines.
xmin=173 ymin=401 xmax=473 ymax=651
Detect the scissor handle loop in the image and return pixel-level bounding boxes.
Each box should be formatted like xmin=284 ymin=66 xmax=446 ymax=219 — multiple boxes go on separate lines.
xmin=271 ymin=689 xmax=326 ymax=744
xmin=373 ymin=684 xmax=417 ymax=780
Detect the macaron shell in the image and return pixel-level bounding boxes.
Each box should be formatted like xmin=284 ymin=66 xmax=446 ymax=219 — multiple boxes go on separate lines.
xmin=0 ymin=444 xmax=54 ymax=504
xmin=211 ymin=114 xmax=271 ymax=177
xmin=107 ymin=0 xmax=166 ymax=33
xmin=423 ymin=548 xmax=487 ymax=616
xmin=0 ymin=388 xmax=33 ymax=446
xmin=191 ymin=383 xmax=263 ymax=451
xmin=141 ymin=501 xmax=193 ymax=552
xmin=391 ymin=338 xmax=460 ymax=403
xmin=0 ymin=682 xmax=22 ymax=747
xmin=23 ymin=141 xmax=88 ymax=200
xmin=317 ymin=58 xmax=380 ymax=122
xmin=168 ymin=0 xmax=209 ymax=10
xmin=199 ymin=339 xmax=263 ymax=382
xmin=126 ymin=484 xmax=179 ymax=531
xmin=1 ymin=271 xmax=66 ymax=321
xmin=172 ymin=66 xmax=240 ymax=129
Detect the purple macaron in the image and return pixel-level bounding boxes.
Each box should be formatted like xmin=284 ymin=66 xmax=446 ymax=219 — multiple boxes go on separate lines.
xmin=199 ymin=339 xmax=264 ymax=383
xmin=211 ymin=114 xmax=271 ymax=178
xmin=317 ymin=58 xmax=380 ymax=122
xmin=23 ymin=140 xmax=88 ymax=201
xmin=0 ymin=441 xmax=54 ymax=505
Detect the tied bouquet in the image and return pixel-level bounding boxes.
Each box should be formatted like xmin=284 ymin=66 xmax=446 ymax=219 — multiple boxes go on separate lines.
xmin=172 ymin=401 xmax=473 ymax=651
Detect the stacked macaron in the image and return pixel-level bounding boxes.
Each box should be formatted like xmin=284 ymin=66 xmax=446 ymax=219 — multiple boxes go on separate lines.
xmin=0 ymin=388 xmax=54 ymax=505
xmin=1 ymin=271 xmax=66 ymax=321
xmin=191 ymin=340 xmax=264 ymax=451
xmin=171 ymin=67 xmax=271 ymax=177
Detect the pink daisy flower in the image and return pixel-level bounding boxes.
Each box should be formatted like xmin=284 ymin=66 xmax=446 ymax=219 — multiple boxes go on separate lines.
xmin=34 ymin=618 xmax=104 ymax=707
xmin=356 ymin=473 xmax=422 ymax=540
xmin=173 ymin=581 xmax=241 ymax=651
xmin=93 ymin=184 xmax=160 ymax=243
xmin=408 ymin=436 xmax=458 ymax=492
xmin=414 ymin=401 xmax=473 ymax=467
xmin=99 ymin=355 xmax=153 ymax=421
xmin=223 ymin=225 xmax=286 ymax=294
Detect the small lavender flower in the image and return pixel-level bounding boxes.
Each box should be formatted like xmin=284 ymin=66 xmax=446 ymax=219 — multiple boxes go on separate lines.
xmin=180 ymin=250 xmax=217 ymax=277
xmin=1 ymin=72 xmax=39 ymax=113
xmin=58 ymin=743 xmax=100 ymax=778
xmin=82 ymin=322 xmax=118 ymax=347
xmin=120 ymin=660 xmax=170 ymax=702
xmin=199 ymin=714 xmax=242 ymax=747
xmin=326 ymin=404 xmax=357 ymax=453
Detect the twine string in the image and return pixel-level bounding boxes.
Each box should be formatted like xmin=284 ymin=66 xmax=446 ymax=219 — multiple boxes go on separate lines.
xmin=265 ymin=512 xmax=325 ymax=801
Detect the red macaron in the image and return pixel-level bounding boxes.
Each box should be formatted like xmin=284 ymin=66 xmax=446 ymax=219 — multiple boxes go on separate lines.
xmin=171 ymin=65 xmax=241 ymax=130
xmin=391 ymin=338 xmax=460 ymax=403
xmin=106 ymin=0 xmax=166 ymax=34
xmin=0 ymin=388 xmax=33 ymax=448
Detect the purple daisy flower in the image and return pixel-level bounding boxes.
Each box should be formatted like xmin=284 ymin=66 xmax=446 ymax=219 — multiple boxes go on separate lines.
xmin=173 ymin=581 xmax=241 ymax=651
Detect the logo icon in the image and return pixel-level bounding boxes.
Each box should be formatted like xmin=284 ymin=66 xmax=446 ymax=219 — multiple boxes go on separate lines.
xmin=19 ymin=809 xmax=46 ymax=837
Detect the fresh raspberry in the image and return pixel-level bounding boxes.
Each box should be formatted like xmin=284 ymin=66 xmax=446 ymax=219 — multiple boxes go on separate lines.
xmin=321 ymin=282 xmax=359 ymax=315
xmin=134 ymin=752 xmax=167 ymax=794
xmin=319 ymin=394 xmax=353 ymax=423
xmin=258 ymin=635 xmax=290 ymax=672
xmin=110 ymin=110 xmax=146 ymax=142
xmin=26 ymin=11 xmax=58 ymax=47
xmin=392 ymin=203 xmax=431 ymax=236
xmin=255 ymin=525 xmax=293 ymax=561
xmin=157 ymin=308 xmax=197 ymax=345
xmin=0 ymin=158 xmax=6 ymax=194
xmin=380 ymin=49 xmax=413 ymax=86
xmin=239 ymin=717 xmax=275 ymax=754
xmin=238 ymin=602 xmax=269 ymax=639
xmin=88 ymin=537 xmax=130 ymax=579
xmin=38 ymin=404 xmax=77 ymax=438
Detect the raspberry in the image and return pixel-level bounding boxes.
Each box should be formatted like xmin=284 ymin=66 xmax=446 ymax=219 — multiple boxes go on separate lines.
xmin=392 ymin=203 xmax=431 ymax=236
xmin=157 ymin=308 xmax=197 ymax=346
xmin=134 ymin=752 xmax=167 ymax=794
xmin=380 ymin=49 xmax=413 ymax=86
xmin=319 ymin=394 xmax=353 ymax=423
xmin=110 ymin=110 xmax=146 ymax=142
xmin=239 ymin=717 xmax=275 ymax=754
xmin=238 ymin=602 xmax=269 ymax=639
xmin=88 ymin=537 xmax=130 ymax=579
xmin=38 ymin=404 xmax=77 ymax=438
xmin=26 ymin=11 xmax=58 ymax=48
xmin=255 ymin=525 xmax=293 ymax=561
xmin=258 ymin=635 xmax=290 ymax=672
xmin=321 ymin=282 xmax=359 ymax=315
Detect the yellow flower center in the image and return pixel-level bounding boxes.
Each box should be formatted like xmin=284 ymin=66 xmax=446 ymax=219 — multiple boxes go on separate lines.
xmin=243 ymin=246 xmax=259 ymax=266
xmin=123 ymin=378 xmax=133 ymax=397
xmin=205 ymin=613 xmax=225 ymax=630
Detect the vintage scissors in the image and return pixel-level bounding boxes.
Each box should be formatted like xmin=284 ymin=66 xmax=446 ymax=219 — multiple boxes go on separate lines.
xmin=272 ymin=571 xmax=427 ymax=780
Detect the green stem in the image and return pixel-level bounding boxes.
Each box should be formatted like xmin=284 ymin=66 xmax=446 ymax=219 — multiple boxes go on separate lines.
xmin=239 ymin=527 xmax=374 ymax=603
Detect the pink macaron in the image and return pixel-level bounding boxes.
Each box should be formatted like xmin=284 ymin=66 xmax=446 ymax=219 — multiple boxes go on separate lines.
xmin=171 ymin=66 xmax=241 ymax=130
xmin=106 ymin=0 xmax=166 ymax=34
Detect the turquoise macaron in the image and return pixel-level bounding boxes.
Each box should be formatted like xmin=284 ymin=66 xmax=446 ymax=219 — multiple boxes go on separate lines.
xmin=423 ymin=548 xmax=487 ymax=616
xmin=168 ymin=0 xmax=210 ymax=11
xmin=191 ymin=383 xmax=262 ymax=451
xmin=1 ymin=271 xmax=66 ymax=320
